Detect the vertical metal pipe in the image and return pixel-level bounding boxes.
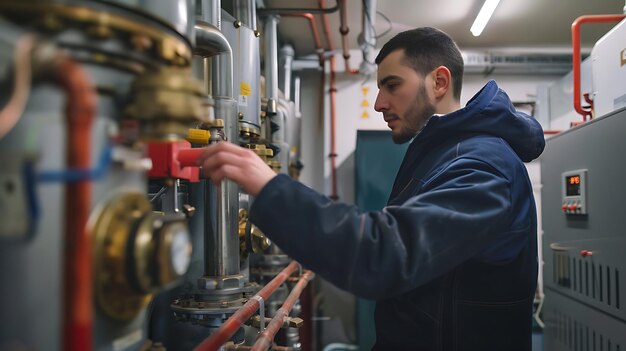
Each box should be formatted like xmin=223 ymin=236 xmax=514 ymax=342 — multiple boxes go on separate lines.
xmin=194 ymin=20 xmax=233 ymax=98
xmin=294 ymin=76 xmax=301 ymax=118
xmin=234 ymin=0 xmax=257 ymax=30
xmin=293 ymin=75 xmax=302 ymax=165
xmin=204 ymin=98 xmax=240 ymax=277
xmin=193 ymin=20 xmax=240 ymax=278
xmin=208 ymin=0 xmax=221 ymax=99
xmin=264 ymin=15 xmax=280 ymax=102
xmin=359 ymin=0 xmax=377 ymax=75
xmin=280 ymin=45 xmax=294 ymax=101
xmin=198 ymin=0 xmax=221 ymax=28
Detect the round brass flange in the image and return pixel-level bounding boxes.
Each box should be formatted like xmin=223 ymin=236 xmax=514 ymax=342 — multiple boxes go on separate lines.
xmin=90 ymin=192 xmax=153 ymax=321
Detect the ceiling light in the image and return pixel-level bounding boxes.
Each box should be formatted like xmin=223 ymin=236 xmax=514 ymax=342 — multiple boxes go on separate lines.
xmin=470 ymin=0 xmax=501 ymax=37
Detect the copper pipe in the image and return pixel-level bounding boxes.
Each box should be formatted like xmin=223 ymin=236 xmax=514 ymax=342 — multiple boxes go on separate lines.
xmin=319 ymin=0 xmax=339 ymax=200
xmin=543 ymin=130 xmax=562 ymax=135
xmin=328 ymin=56 xmax=338 ymax=200
xmin=571 ymin=14 xmax=625 ymax=121
xmin=251 ymin=270 xmax=315 ymax=351
xmin=194 ymin=261 xmax=300 ymax=351
xmin=282 ymin=14 xmax=325 ymax=66
xmin=54 ymin=56 xmax=97 ymax=351
xmin=0 ymin=34 xmax=34 ymax=139
xmin=318 ymin=0 xmax=336 ymax=53
xmin=337 ymin=0 xmax=355 ymax=73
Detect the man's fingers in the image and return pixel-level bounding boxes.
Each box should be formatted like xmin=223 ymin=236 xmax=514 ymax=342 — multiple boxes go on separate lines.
xmin=201 ymin=150 xmax=246 ymax=174
xmin=206 ymin=163 xmax=249 ymax=192
xmin=198 ymin=141 xmax=252 ymax=164
xmin=196 ymin=141 xmax=275 ymax=196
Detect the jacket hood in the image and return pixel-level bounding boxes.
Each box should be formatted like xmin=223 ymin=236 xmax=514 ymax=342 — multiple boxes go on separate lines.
xmin=417 ymin=80 xmax=545 ymax=162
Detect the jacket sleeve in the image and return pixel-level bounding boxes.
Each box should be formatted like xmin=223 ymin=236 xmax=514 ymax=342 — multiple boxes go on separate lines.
xmin=249 ymin=157 xmax=512 ymax=299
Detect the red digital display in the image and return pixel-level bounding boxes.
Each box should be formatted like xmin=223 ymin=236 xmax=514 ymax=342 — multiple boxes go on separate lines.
xmin=566 ymin=175 xmax=581 ymax=196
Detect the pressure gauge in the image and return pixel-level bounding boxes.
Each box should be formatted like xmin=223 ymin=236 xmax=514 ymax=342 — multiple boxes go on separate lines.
xmin=92 ymin=192 xmax=193 ymax=320
xmin=166 ymin=221 xmax=192 ymax=277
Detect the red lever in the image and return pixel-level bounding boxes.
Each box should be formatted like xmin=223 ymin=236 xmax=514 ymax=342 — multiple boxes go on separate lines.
xmin=148 ymin=140 xmax=203 ymax=182
xmin=580 ymin=249 xmax=593 ymax=257
xmin=177 ymin=148 xmax=205 ymax=168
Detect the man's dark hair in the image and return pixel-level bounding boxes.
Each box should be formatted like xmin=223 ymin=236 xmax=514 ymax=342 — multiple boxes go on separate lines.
xmin=375 ymin=27 xmax=464 ymax=100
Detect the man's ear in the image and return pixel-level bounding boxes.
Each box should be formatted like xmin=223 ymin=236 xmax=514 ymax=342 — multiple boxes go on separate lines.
xmin=432 ymin=66 xmax=452 ymax=99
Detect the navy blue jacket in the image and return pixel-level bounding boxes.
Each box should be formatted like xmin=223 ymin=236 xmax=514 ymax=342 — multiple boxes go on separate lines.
xmin=250 ymin=80 xmax=545 ymax=350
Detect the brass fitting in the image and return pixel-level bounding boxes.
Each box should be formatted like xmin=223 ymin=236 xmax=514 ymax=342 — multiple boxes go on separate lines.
xmin=238 ymin=209 xmax=270 ymax=256
xmin=91 ymin=192 xmax=192 ymax=320
xmin=269 ymin=160 xmax=282 ymax=173
xmin=0 ymin=2 xmax=192 ymax=66
xmin=252 ymin=144 xmax=273 ymax=162
xmin=124 ymin=68 xmax=206 ymax=140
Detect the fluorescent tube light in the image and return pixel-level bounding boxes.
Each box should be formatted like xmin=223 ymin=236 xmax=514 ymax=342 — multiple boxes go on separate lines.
xmin=470 ymin=0 xmax=501 ymax=36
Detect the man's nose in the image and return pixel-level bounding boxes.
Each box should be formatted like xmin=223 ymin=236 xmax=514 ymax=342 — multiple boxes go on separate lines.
xmin=374 ymin=92 xmax=387 ymax=112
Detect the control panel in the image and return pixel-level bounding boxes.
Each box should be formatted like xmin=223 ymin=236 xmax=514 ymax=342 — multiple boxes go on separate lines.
xmin=561 ymin=169 xmax=588 ymax=215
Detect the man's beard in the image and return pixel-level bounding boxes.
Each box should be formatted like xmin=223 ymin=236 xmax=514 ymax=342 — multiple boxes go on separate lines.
xmin=392 ymin=85 xmax=436 ymax=144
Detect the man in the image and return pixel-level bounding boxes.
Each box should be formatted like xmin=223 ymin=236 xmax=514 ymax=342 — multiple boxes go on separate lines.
xmin=199 ymin=27 xmax=544 ymax=350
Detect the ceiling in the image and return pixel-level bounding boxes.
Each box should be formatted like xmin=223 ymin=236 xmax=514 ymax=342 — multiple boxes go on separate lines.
xmin=262 ymin=0 xmax=625 ymax=59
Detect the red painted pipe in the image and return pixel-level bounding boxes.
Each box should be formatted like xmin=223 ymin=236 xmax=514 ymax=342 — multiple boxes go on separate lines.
xmin=193 ymin=261 xmax=300 ymax=351
xmin=571 ymin=14 xmax=625 ymax=121
xmin=55 ymin=56 xmax=97 ymax=351
xmin=251 ymin=271 xmax=315 ymax=351
xmin=282 ymin=14 xmax=325 ymax=66
xmin=543 ymin=130 xmax=562 ymax=135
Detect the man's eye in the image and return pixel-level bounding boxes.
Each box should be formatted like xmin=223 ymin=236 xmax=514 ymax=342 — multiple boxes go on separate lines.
xmin=387 ymin=83 xmax=398 ymax=91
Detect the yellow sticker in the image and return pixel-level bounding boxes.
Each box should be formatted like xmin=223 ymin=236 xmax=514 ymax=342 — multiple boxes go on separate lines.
xmin=361 ymin=111 xmax=369 ymax=119
xmin=361 ymin=86 xmax=369 ymax=95
xmin=240 ymin=82 xmax=252 ymax=96
xmin=361 ymin=99 xmax=369 ymax=108
xmin=621 ymin=48 xmax=626 ymax=67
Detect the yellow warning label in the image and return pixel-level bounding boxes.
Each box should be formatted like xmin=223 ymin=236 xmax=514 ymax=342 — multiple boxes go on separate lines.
xmin=361 ymin=86 xmax=369 ymax=95
xmin=361 ymin=111 xmax=369 ymax=119
xmin=361 ymin=99 xmax=369 ymax=108
xmin=240 ymin=82 xmax=252 ymax=96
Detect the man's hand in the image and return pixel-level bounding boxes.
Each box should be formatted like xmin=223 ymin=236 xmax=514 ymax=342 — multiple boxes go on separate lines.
xmin=197 ymin=142 xmax=277 ymax=196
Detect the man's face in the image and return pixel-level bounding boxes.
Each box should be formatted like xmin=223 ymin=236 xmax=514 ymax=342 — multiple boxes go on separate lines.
xmin=374 ymin=49 xmax=436 ymax=144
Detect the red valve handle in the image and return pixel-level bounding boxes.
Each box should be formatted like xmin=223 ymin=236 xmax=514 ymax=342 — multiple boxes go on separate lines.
xmin=177 ymin=148 xmax=205 ymax=168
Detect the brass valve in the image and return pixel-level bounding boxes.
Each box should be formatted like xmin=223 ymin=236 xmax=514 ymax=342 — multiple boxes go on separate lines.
xmin=203 ymin=119 xmax=224 ymax=128
xmin=238 ymin=208 xmax=270 ymax=256
xmin=252 ymin=144 xmax=273 ymax=162
xmin=123 ymin=67 xmax=206 ymax=140
xmin=250 ymin=225 xmax=271 ymax=253
xmin=202 ymin=119 xmax=225 ymax=142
